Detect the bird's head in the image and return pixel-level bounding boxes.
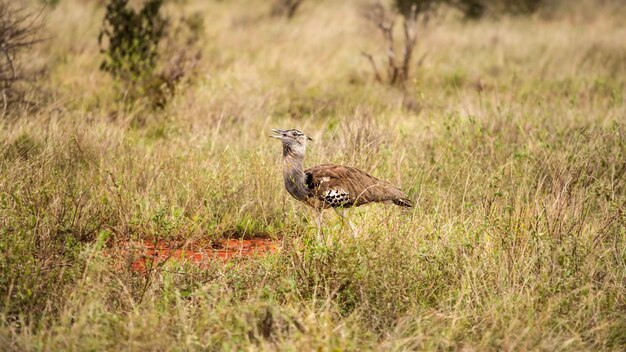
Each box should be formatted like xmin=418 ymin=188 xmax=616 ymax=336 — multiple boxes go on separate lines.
xmin=270 ymin=129 xmax=312 ymax=157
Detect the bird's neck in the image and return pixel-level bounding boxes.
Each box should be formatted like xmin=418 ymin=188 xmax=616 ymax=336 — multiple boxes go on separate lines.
xmin=282 ymin=152 xmax=309 ymax=200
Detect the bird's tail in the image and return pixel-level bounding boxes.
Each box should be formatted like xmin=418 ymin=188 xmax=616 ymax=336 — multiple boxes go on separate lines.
xmin=384 ymin=186 xmax=413 ymax=207
xmin=392 ymin=197 xmax=413 ymax=207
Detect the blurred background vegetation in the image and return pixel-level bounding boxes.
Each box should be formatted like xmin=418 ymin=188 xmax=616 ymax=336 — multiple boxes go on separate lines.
xmin=0 ymin=0 xmax=625 ymax=350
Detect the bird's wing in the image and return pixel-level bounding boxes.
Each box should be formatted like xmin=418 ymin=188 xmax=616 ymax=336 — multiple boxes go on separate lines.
xmin=304 ymin=164 xmax=410 ymax=207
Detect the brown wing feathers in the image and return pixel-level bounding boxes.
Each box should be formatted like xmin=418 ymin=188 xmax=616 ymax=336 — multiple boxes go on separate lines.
xmin=304 ymin=164 xmax=412 ymax=208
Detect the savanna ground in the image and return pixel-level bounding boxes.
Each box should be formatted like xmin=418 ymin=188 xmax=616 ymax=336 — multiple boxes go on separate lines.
xmin=1 ymin=0 xmax=626 ymax=350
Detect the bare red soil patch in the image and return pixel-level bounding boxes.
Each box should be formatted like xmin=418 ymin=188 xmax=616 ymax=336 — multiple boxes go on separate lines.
xmin=120 ymin=238 xmax=277 ymax=272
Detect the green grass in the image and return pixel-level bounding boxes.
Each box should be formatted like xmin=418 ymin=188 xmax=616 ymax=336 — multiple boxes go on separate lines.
xmin=1 ymin=0 xmax=625 ymax=350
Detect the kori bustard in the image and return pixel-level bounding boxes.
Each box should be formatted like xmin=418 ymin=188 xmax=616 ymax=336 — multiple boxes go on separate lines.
xmin=270 ymin=128 xmax=412 ymax=240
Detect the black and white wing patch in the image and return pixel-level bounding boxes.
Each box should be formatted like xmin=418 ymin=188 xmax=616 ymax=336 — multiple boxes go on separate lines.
xmin=323 ymin=189 xmax=351 ymax=207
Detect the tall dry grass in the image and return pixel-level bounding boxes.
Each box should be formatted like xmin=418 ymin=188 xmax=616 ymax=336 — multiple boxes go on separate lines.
xmin=0 ymin=0 xmax=625 ymax=350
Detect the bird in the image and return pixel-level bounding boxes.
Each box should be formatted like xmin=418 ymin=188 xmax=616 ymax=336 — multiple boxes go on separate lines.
xmin=270 ymin=128 xmax=412 ymax=241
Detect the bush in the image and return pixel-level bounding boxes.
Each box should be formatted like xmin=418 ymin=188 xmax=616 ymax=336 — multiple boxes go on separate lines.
xmin=99 ymin=0 xmax=202 ymax=110
xmin=99 ymin=0 xmax=166 ymax=83
xmin=0 ymin=1 xmax=43 ymax=117
xmin=99 ymin=0 xmax=166 ymax=108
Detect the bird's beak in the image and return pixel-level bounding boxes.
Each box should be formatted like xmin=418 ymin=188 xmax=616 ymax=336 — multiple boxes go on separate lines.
xmin=270 ymin=129 xmax=285 ymax=139
xmin=307 ymin=135 xmax=313 ymax=141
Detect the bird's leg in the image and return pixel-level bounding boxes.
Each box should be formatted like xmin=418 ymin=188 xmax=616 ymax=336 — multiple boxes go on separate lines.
xmin=333 ymin=207 xmax=346 ymax=226
xmin=315 ymin=209 xmax=324 ymax=243
xmin=333 ymin=207 xmax=358 ymax=238
xmin=348 ymin=219 xmax=358 ymax=238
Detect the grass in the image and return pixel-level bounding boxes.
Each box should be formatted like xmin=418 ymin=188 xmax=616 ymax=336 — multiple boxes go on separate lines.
xmin=1 ymin=0 xmax=625 ymax=350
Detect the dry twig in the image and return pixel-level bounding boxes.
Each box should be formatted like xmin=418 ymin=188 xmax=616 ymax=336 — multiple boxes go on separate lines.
xmin=362 ymin=2 xmax=429 ymax=87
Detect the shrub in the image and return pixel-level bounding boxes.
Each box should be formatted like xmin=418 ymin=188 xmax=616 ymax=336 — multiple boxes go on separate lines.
xmin=99 ymin=0 xmax=166 ymax=107
xmin=98 ymin=0 xmax=202 ymax=110
xmin=99 ymin=0 xmax=166 ymax=83
xmin=98 ymin=0 xmax=167 ymax=82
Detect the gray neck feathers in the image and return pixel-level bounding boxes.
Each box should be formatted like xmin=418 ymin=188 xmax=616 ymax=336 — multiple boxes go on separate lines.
xmin=282 ymin=148 xmax=310 ymax=201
